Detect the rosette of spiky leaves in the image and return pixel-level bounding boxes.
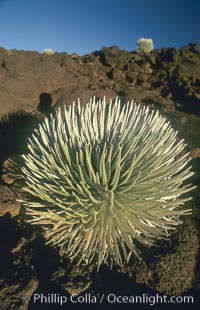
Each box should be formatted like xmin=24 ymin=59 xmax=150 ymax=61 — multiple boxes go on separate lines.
xmin=21 ymin=97 xmax=195 ymax=269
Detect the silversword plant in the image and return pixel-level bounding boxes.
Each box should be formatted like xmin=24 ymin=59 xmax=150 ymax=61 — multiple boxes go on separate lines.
xmin=21 ymin=97 xmax=194 ymax=268
xmin=42 ymin=48 xmax=55 ymax=55
xmin=136 ymin=38 xmax=154 ymax=54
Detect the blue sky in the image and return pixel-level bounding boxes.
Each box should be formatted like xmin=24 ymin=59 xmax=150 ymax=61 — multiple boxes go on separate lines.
xmin=0 ymin=0 xmax=199 ymax=55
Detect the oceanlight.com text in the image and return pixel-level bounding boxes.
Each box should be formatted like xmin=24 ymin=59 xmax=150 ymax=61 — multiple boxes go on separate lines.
xmin=29 ymin=292 xmax=194 ymax=306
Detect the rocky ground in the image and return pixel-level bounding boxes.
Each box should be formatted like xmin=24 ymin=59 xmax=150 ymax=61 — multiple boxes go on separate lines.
xmin=0 ymin=43 xmax=200 ymax=309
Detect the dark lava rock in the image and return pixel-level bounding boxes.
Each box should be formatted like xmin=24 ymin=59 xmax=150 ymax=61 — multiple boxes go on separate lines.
xmin=132 ymin=219 xmax=199 ymax=295
xmin=0 ymin=43 xmax=199 ymax=118
xmin=0 ymin=43 xmax=200 ymax=308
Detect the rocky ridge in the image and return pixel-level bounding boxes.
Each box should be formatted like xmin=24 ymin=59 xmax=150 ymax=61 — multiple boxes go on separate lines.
xmin=0 ymin=43 xmax=200 ymax=117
